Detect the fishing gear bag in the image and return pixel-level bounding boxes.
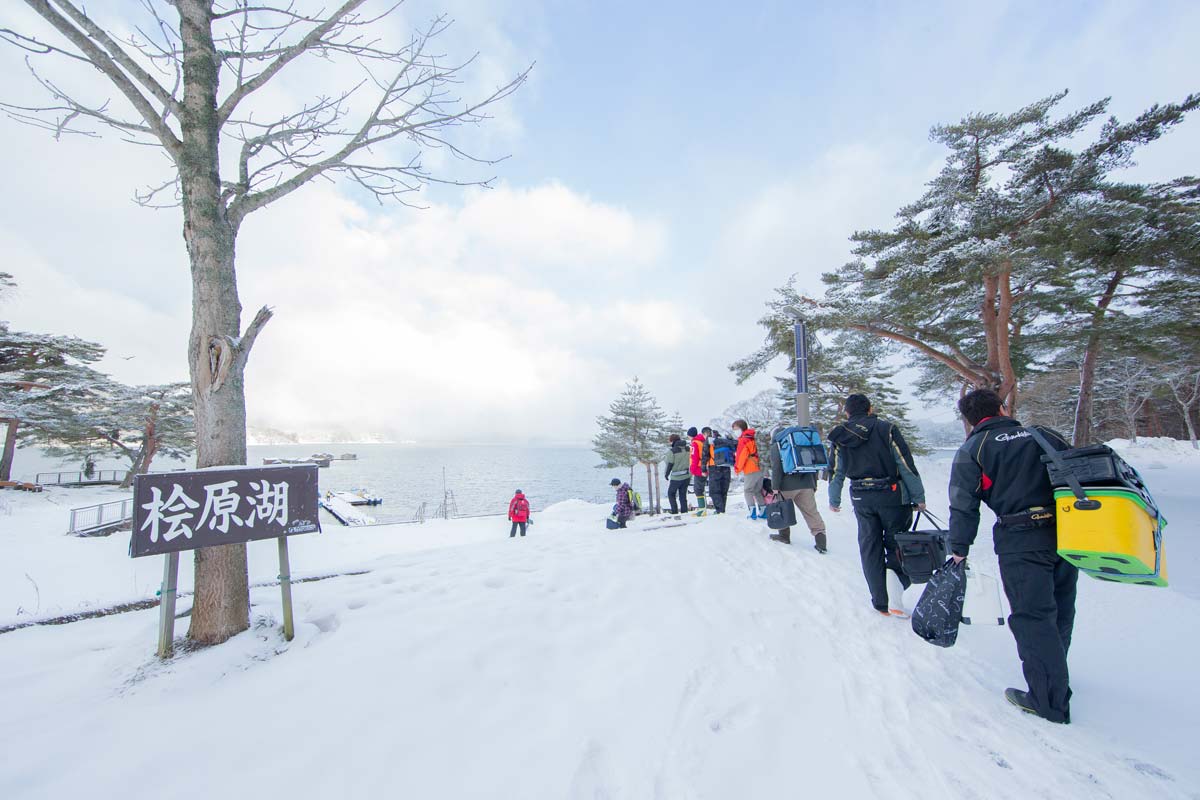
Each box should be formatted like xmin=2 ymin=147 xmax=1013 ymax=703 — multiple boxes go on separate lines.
xmin=894 ymin=510 xmax=949 ymax=584
xmin=911 ymin=559 xmax=966 ymax=648
xmin=1028 ymin=428 xmax=1169 ymax=588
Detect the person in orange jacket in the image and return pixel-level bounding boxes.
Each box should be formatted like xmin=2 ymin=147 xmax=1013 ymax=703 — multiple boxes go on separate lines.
xmin=732 ymin=420 xmax=765 ymax=520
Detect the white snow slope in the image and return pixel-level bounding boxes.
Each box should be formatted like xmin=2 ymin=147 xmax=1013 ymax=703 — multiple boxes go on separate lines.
xmin=0 ymin=445 xmax=1198 ymax=799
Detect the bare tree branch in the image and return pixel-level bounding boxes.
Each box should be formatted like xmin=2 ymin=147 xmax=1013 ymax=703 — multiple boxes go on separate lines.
xmin=16 ymin=0 xmax=183 ymax=156
xmin=216 ymin=0 xmax=369 ymax=125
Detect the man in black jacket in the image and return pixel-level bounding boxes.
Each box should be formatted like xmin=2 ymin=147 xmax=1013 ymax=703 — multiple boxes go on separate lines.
xmin=948 ymin=388 xmax=1077 ymax=725
xmin=828 ymin=394 xmax=926 ymax=617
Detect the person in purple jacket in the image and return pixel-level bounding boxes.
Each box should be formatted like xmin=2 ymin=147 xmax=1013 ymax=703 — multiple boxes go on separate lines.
xmin=611 ymin=478 xmax=634 ymax=528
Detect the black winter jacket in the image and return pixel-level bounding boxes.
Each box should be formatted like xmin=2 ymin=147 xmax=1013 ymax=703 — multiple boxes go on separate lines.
xmin=827 ymin=415 xmax=924 ymax=507
xmin=948 ymin=416 xmax=1071 ymax=556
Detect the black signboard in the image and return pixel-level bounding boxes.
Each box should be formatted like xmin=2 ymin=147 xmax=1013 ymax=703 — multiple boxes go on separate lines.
xmin=130 ymin=465 xmax=321 ymax=557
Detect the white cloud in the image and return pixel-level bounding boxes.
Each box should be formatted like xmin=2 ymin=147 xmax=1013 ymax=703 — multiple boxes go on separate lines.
xmin=231 ymin=182 xmax=673 ymax=441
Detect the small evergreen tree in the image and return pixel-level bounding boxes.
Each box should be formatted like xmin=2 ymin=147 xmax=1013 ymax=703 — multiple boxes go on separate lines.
xmin=592 ymin=378 xmax=668 ymax=514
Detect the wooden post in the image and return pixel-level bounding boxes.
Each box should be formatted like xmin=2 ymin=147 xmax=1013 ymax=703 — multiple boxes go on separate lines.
xmin=277 ymin=536 xmax=294 ymax=641
xmin=156 ymin=551 xmax=180 ymax=658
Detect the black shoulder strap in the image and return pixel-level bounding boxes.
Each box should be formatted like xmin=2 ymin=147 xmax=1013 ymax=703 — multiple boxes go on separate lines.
xmin=1026 ymin=426 xmax=1100 ymax=510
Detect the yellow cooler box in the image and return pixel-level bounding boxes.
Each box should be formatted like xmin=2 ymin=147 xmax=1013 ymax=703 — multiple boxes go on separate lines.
xmin=1054 ymin=487 xmax=1168 ymax=587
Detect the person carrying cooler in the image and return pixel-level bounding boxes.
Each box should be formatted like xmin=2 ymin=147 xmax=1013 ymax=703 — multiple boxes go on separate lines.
xmin=688 ymin=427 xmax=708 ymax=515
xmin=948 ymin=388 xmax=1078 ymax=725
xmin=664 ymin=434 xmax=692 ymax=515
xmin=768 ymin=426 xmax=828 ymax=551
xmin=732 ymin=420 xmax=764 ymax=520
xmin=828 ymin=393 xmax=926 ymax=618
xmin=611 ymin=478 xmax=634 ymax=528
xmin=508 ymin=490 xmax=531 ymax=538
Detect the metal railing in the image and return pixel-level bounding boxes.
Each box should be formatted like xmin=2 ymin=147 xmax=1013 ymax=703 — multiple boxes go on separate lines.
xmin=36 ymin=470 xmax=127 ymax=486
xmin=68 ymin=498 xmax=134 ymax=535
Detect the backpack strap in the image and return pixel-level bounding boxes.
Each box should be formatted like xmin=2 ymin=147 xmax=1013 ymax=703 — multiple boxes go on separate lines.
xmin=1026 ymin=426 xmax=1101 ymax=510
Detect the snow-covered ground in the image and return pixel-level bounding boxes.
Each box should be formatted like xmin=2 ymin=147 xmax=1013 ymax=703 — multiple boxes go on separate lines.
xmin=0 ymin=443 xmax=1197 ymax=799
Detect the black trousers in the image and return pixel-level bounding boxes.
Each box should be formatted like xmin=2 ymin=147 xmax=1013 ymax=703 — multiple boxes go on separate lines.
xmin=999 ymin=550 xmax=1078 ymax=723
xmin=509 ymin=521 xmax=527 ymax=538
xmin=667 ymin=479 xmax=690 ymax=514
xmin=708 ymin=468 xmax=731 ymax=513
xmin=851 ymin=500 xmax=912 ymax=609
xmin=692 ymin=474 xmax=707 ymax=501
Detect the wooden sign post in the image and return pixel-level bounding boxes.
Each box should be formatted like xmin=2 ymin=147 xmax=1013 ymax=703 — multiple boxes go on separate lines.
xmin=131 ymin=464 xmax=322 ymax=658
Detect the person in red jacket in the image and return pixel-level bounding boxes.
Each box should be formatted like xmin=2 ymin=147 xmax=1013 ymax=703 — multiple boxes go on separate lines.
xmin=508 ymin=490 xmax=531 ymax=537
xmin=688 ymin=426 xmax=708 ymax=514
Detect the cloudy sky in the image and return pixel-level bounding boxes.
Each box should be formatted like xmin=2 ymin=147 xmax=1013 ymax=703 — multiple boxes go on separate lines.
xmin=2 ymin=0 xmax=1197 ymax=443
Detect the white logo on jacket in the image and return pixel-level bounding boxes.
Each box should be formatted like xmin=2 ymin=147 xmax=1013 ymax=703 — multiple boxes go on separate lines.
xmin=994 ymin=431 xmax=1031 ymax=442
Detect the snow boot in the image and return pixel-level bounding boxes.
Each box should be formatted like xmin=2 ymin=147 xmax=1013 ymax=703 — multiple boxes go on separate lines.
xmin=1005 ymin=688 xmax=1069 ymax=724
xmin=748 ymin=506 xmax=759 ymax=521
xmin=769 ymin=532 xmax=791 ymax=545
xmin=813 ymin=531 xmax=828 ymax=554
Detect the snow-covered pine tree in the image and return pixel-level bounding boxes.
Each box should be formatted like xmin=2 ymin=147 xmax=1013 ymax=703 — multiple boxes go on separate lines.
xmin=731 ymin=292 xmax=924 ymax=449
xmin=1029 ymin=179 xmax=1200 ymax=443
xmin=0 ymin=273 xmax=106 ymax=481
xmin=40 ymin=381 xmax=195 ymax=488
xmin=793 ymin=91 xmax=1199 ymax=416
xmin=592 ymin=378 xmax=668 ymax=515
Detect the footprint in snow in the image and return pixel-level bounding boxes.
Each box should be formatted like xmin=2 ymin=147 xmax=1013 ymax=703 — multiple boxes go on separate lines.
xmin=307 ymin=613 xmax=340 ymax=634
xmin=1127 ymin=760 xmax=1174 ymax=782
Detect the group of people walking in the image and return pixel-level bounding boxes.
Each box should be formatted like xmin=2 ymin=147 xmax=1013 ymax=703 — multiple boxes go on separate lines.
xmin=631 ymin=390 xmax=1078 ymax=726
xmin=514 ymin=388 xmax=1080 ymax=726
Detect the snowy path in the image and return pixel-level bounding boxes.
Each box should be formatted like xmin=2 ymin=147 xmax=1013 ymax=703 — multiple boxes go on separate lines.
xmin=2 ymin=499 xmax=1197 ymax=799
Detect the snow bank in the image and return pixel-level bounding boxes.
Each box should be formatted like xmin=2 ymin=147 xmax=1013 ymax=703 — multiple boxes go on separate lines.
xmin=1 ymin=457 xmax=1198 ymax=798
xmin=1106 ymin=437 xmax=1200 ymax=468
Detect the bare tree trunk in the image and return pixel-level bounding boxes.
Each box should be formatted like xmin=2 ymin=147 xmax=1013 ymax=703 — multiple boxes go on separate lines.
xmin=1073 ymin=333 xmax=1102 ymax=446
xmin=653 ymin=468 xmax=662 ymax=515
xmin=119 ymin=448 xmax=145 ymax=490
xmin=995 ymin=268 xmax=1019 ymax=415
xmin=1071 ymin=269 xmax=1123 ymax=446
xmin=1181 ymin=407 xmax=1198 ymax=450
xmin=0 ymin=418 xmax=17 ymax=482
xmin=180 ymin=0 xmax=250 ymax=645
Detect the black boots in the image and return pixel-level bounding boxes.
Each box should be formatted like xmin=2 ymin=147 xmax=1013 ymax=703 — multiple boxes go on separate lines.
xmin=1005 ymin=688 xmax=1070 ymax=725
xmin=814 ymin=531 xmax=827 ymax=554
xmin=769 ymin=532 xmax=791 ymax=545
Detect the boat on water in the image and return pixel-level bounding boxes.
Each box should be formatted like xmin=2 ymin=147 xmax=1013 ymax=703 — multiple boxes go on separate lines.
xmin=329 ymin=489 xmax=383 ymax=507
xmin=262 ymin=456 xmax=332 ymax=468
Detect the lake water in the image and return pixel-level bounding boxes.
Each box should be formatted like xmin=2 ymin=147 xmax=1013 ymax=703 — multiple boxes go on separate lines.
xmin=13 ymin=443 xmax=643 ymax=524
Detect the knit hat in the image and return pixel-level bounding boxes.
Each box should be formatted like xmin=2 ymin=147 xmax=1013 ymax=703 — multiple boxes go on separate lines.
xmin=610 ymin=478 xmax=621 ymax=486
xmin=515 ymin=489 xmax=523 ymax=494
xmin=687 ymin=427 xmax=699 ymax=437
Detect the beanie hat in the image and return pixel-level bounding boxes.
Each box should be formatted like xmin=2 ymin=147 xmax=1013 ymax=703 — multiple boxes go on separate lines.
xmin=610 ymin=478 xmax=621 ymax=486
xmin=515 ymin=489 xmax=523 ymax=495
xmin=687 ymin=427 xmax=699 ymax=437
